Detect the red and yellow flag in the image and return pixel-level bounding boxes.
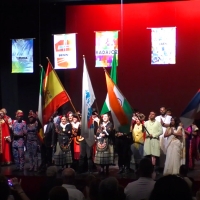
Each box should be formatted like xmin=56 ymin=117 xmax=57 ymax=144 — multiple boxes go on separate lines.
xmin=43 ymin=62 xmax=70 ymax=124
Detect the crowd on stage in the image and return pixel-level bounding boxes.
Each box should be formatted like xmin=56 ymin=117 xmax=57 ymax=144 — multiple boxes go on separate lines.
xmin=0 ymin=106 xmax=200 ymax=176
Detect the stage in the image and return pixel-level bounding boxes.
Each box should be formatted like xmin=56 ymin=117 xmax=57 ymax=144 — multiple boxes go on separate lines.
xmin=1 ymin=153 xmax=200 ymax=199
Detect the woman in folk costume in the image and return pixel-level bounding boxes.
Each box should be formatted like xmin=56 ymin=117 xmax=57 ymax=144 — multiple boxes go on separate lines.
xmin=12 ymin=110 xmax=27 ymax=171
xmin=26 ymin=110 xmax=39 ymax=171
xmin=179 ymin=122 xmax=186 ymax=165
xmin=0 ymin=109 xmax=12 ymax=165
xmin=92 ymin=109 xmax=100 ymax=160
xmin=54 ymin=115 xmax=73 ymax=170
xmin=131 ymin=113 xmax=146 ymax=170
xmin=185 ymin=123 xmax=199 ymax=169
xmin=94 ymin=113 xmax=114 ymax=175
xmin=71 ymin=114 xmax=81 ymax=161
xmin=163 ymin=117 xmax=183 ymax=175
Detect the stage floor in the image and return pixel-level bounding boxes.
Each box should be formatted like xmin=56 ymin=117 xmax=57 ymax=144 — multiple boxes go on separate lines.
xmin=1 ymin=152 xmax=200 ymax=181
xmin=1 ymin=154 xmax=200 ymax=199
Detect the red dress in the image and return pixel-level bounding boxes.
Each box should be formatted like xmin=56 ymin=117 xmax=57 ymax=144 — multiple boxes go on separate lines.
xmin=0 ymin=119 xmax=12 ymax=164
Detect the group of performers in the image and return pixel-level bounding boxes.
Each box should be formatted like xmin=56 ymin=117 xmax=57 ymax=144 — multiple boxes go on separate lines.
xmin=0 ymin=106 xmax=199 ymax=176
xmin=131 ymin=107 xmax=200 ymax=175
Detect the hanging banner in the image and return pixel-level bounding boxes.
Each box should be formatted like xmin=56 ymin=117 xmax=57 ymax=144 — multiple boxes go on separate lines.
xmin=12 ymin=39 xmax=34 ymax=73
xmin=95 ymin=31 xmax=118 ymax=67
xmin=54 ymin=33 xmax=77 ymax=69
xmin=151 ymin=27 xmax=176 ymax=64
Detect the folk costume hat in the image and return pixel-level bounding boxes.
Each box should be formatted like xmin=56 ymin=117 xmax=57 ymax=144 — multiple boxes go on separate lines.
xmin=16 ymin=110 xmax=24 ymax=117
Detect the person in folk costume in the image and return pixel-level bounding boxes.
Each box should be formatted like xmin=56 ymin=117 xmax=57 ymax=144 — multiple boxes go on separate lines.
xmin=26 ymin=110 xmax=39 ymax=172
xmin=71 ymin=113 xmax=81 ymax=170
xmin=143 ymin=111 xmax=163 ymax=170
xmin=179 ymin=122 xmax=186 ymax=165
xmin=0 ymin=109 xmax=12 ymax=165
xmin=115 ymin=114 xmax=137 ymax=174
xmin=131 ymin=113 xmax=146 ymax=171
xmin=54 ymin=115 xmax=73 ymax=170
xmin=163 ymin=117 xmax=184 ymax=175
xmin=12 ymin=110 xmax=27 ymax=171
xmin=92 ymin=109 xmax=100 ymax=160
xmin=1 ymin=108 xmax=12 ymax=129
xmin=155 ymin=106 xmax=172 ymax=170
xmin=130 ymin=111 xmax=140 ymax=133
xmin=94 ymin=113 xmax=114 ymax=175
xmin=185 ymin=122 xmax=199 ymax=170
xmin=43 ymin=116 xmax=56 ymax=167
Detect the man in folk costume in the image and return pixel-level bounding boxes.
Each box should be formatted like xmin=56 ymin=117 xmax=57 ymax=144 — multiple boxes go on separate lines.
xmin=12 ymin=110 xmax=27 ymax=171
xmin=155 ymin=106 xmax=172 ymax=169
xmin=144 ymin=111 xmax=163 ymax=168
xmin=94 ymin=113 xmax=114 ymax=175
xmin=0 ymin=109 xmax=12 ymax=165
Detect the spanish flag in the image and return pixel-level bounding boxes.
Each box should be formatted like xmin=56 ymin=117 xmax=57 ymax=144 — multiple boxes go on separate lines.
xmin=43 ymin=62 xmax=70 ymax=124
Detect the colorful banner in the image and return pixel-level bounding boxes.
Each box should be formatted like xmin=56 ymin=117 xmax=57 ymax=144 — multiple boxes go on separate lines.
xmin=54 ymin=33 xmax=77 ymax=69
xmin=12 ymin=39 xmax=33 ymax=73
xmin=151 ymin=27 xmax=176 ymax=64
xmin=95 ymin=31 xmax=118 ymax=67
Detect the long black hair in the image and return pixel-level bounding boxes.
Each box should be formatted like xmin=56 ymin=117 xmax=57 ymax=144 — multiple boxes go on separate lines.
xmin=170 ymin=116 xmax=180 ymax=129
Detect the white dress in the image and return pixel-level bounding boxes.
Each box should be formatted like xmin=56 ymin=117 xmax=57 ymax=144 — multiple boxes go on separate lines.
xmin=163 ymin=126 xmax=183 ymax=175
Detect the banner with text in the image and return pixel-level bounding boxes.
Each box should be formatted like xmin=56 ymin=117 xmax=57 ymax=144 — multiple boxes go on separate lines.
xmin=151 ymin=27 xmax=176 ymax=65
xmin=12 ymin=39 xmax=34 ymax=73
xmin=54 ymin=33 xmax=77 ymax=69
xmin=95 ymin=31 xmax=118 ymax=67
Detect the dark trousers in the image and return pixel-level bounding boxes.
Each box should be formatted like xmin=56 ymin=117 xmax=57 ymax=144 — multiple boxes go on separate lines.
xmin=116 ymin=137 xmax=131 ymax=168
xmin=46 ymin=146 xmax=53 ymax=166
xmin=40 ymin=143 xmax=47 ymax=169
xmin=79 ymin=139 xmax=93 ymax=171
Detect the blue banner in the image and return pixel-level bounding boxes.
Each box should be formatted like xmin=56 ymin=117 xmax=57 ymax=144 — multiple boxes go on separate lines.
xmin=12 ymin=39 xmax=34 ymax=73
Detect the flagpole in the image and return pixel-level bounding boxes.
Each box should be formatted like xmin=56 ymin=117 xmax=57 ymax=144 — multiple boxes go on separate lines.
xmin=46 ymin=57 xmax=79 ymax=118
xmin=103 ymin=67 xmax=133 ymax=106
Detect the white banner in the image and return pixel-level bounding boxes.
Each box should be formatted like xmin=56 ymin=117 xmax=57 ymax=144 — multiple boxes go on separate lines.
xmin=151 ymin=27 xmax=176 ymax=64
xmin=53 ymin=33 xmax=77 ymax=69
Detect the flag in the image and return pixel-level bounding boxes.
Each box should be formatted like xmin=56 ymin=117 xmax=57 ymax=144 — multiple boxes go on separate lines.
xmin=180 ymin=89 xmax=200 ymax=128
xmin=104 ymin=70 xmax=133 ymax=132
xmin=43 ymin=62 xmax=70 ymax=124
xmin=37 ymin=67 xmax=45 ymax=142
xmin=101 ymin=52 xmax=118 ymax=115
xmin=81 ymin=56 xmax=96 ymax=147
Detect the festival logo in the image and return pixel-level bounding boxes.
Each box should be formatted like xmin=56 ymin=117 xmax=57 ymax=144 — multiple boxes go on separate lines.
xmin=95 ymin=31 xmax=118 ymax=67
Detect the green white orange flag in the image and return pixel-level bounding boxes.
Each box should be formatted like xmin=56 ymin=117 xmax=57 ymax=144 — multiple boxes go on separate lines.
xmin=43 ymin=62 xmax=70 ymax=124
xmin=37 ymin=67 xmax=45 ymax=142
xmin=104 ymin=70 xmax=133 ymax=131
xmin=100 ymin=52 xmax=118 ymax=115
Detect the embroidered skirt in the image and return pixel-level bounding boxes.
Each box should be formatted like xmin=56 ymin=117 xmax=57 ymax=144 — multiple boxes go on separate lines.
xmin=54 ymin=142 xmax=72 ymax=166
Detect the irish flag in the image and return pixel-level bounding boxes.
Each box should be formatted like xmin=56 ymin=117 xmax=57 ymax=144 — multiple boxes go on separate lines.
xmin=104 ymin=70 xmax=133 ymax=131
xmin=43 ymin=62 xmax=70 ymax=124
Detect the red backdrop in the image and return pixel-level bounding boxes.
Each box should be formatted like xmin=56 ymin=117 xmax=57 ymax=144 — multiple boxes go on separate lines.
xmin=65 ymin=1 xmax=200 ymax=117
